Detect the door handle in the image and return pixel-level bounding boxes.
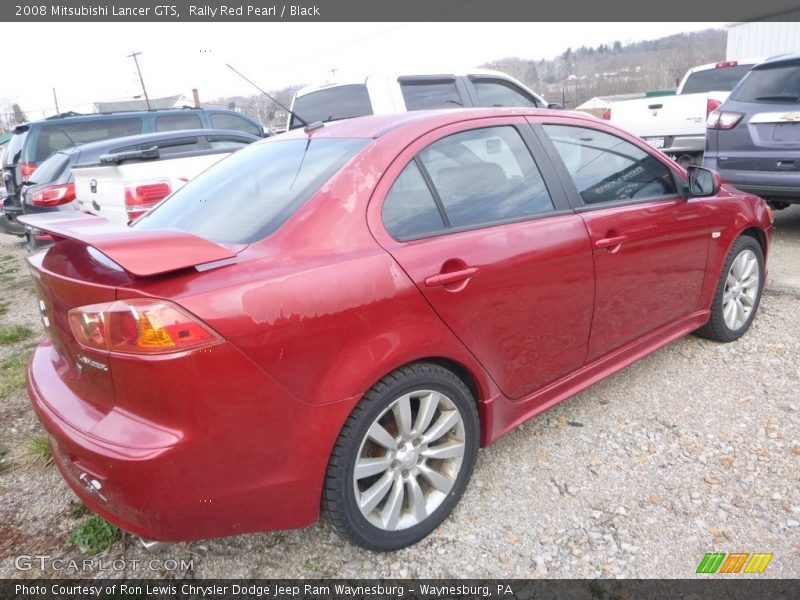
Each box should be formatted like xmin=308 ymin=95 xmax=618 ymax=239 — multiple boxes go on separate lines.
xmin=425 ymin=267 xmax=479 ymax=288
xmin=595 ymin=235 xmax=628 ymax=249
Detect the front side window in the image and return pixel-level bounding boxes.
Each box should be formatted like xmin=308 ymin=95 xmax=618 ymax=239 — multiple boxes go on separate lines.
xmin=400 ymin=79 xmax=463 ymax=110
xmin=135 ymin=138 xmax=369 ymax=244
xmin=471 ymin=78 xmax=539 ymax=108
xmin=543 ymin=124 xmax=677 ymax=205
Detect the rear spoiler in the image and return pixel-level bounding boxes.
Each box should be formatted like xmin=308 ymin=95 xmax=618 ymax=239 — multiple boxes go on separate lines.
xmin=18 ymin=213 xmax=236 ymax=278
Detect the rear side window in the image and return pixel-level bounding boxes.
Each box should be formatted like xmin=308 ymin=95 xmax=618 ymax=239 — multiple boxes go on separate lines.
xmin=680 ymin=64 xmax=754 ymax=94
xmin=135 ymin=138 xmax=369 ymax=244
xmin=420 ymin=126 xmax=553 ymax=227
xmin=382 ymin=126 xmax=554 ymax=239
xmin=400 ymin=79 xmax=463 ymax=110
xmin=210 ymin=112 xmax=262 ymax=136
xmin=31 ymin=118 xmax=143 ymax=163
xmin=156 ymin=114 xmax=203 ymax=131
xmin=290 ymin=85 xmax=373 ymax=129
xmin=730 ymin=62 xmax=800 ymax=102
xmin=207 ymin=136 xmax=252 ymax=150
xmin=543 ymin=124 xmax=677 ymax=205
xmin=471 ymin=78 xmax=539 ymax=108
xmin=382 ymin=161 xmax=445 ymax=239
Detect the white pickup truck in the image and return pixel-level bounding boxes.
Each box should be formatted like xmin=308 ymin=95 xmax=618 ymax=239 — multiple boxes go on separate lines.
xmin=604 ymin=59 xmax=761 ymax=166
xmin=72 ymin=131 xmax=257 ymax=225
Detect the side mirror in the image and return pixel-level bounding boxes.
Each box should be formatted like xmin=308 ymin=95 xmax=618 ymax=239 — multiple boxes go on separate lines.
xmin=686 ymin=166 xmax=720 ymax=197
xmin=547 ymin=103 xmax=563 ymax=110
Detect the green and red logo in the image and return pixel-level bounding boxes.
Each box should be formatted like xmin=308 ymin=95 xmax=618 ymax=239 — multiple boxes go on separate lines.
xmin=696 ymin=552 xmax=773 ymax=574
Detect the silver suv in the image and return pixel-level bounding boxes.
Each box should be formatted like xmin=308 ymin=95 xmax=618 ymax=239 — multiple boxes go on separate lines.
xmin=704 ymin=54 xmax=800 ymax=210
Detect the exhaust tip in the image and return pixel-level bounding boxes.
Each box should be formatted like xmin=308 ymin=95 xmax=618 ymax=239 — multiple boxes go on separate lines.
xmin=139 ymin=537 xmax=170 ymax=552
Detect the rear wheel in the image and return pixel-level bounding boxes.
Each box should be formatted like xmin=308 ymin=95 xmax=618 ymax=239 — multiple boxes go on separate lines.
xmin=323 ymin=363 xmax=479 ymax=551
xmin=696 ymin=236 xmax=764 ymax=342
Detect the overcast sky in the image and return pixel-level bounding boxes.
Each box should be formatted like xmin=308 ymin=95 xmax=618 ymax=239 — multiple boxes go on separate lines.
xmin=4 ymin=22 xmax=725 ymax=118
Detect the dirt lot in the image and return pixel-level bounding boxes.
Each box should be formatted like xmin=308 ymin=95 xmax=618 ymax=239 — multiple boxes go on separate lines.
xmin=0 ymin=207 xmax=798 ymax=579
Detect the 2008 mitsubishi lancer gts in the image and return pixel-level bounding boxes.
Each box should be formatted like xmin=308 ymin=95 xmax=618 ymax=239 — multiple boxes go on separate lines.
xmin=20 ymin=107 xmax=772 ymax=551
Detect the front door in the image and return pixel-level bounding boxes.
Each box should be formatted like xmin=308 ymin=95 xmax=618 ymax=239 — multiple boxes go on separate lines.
xmin=537 ymin=121 xmax=710 ymax=361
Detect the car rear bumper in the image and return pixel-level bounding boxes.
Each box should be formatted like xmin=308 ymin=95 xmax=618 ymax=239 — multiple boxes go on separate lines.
xmin=0 ymin=198 xmax=24 ymax=235
xmin=27 ymin=339 xmax=355 ymax=541
xmin=705 ymin=157 xmax=800 ymax=201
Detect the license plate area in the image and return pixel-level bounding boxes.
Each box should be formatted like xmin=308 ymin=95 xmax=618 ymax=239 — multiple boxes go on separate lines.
xmin=645 ymin=137 xmax=665 ymax=149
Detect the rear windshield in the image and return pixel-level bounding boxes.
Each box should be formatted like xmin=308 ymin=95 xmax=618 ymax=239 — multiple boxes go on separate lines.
xmin=730 ymin=62 xmax=800 ymax=103
xmin=290 ymin=85 xmax=373 ymax=130
xmin=681 ymin=64 xmax=754 ymax=94
xmin=27 ymin=118 xmax=143 ymax=163
xmin=134 ymin=137 xmax=370 ymax=244
xmin=28 ymin=151 xmax=71 ymax=184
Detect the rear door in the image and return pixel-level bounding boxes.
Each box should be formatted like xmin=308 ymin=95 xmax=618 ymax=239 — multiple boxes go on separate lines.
xmin=535 ymin=118 xmax=710 ymax=362
xmin=368 ymin=117 xmax=594 ymax=400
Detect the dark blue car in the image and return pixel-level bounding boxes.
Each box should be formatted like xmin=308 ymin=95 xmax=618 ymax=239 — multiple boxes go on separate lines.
xmin=704 ymin=54 xmax=800 ymax=210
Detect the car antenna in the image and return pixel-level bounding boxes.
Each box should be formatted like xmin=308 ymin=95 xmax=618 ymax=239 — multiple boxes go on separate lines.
xmin=226 ymin=64 xmax=322 ymax=132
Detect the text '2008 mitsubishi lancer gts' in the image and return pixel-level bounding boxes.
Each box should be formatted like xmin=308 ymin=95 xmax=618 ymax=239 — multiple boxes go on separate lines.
xmin=20 ymin=107 xmax=772 ymax=551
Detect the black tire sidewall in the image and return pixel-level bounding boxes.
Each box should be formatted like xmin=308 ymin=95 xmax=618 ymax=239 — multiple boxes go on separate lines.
xmin=329 ymin=364 xmax=479 ymax=551
xmin=712 ymin=237 xmax=765 ymax=342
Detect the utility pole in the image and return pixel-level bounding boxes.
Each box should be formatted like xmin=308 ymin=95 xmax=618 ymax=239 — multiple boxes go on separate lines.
xmin=127 ymin=51 xmax=151 ymax=110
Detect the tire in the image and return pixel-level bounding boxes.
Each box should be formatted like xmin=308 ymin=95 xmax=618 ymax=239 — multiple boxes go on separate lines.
xmin=695 ymin=235 xmax=764 ymax=342
xmin=323 ymin=362 xmax=479 ymax=551
xmin=767 ymin=200 xmax=790 ymax=211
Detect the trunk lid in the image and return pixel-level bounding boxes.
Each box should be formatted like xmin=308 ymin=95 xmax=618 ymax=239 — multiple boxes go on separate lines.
xmin=21 ymin=212 xmax=236 ymax=415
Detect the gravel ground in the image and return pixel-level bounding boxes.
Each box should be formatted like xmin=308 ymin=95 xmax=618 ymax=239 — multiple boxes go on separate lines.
xmin=0 ymin=207 xmax=798 ymax=579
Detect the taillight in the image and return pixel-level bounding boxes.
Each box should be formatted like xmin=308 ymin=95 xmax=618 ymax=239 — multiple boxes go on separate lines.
xmin=20 ymin=162 xmax=37 ymax=181
xmin=124 ymin=182 xmax=171 ymax=220
xmin=707 ymin=110 xmax=743 ymax=130
xmin=706 ymin=98 xmax=722 ymax=116
xmin=30 ymin=183 xmax=76 ymax=207
xmin=68 ymin=299 xmax=222 ymax=354
xmin=602 ymin=107 xmax=611 ymax=120
xmin=715 ymin=60 xmax=738 ymax=68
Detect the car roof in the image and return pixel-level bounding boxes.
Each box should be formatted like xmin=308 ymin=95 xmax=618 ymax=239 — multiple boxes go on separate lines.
xmin=753 ymin=53 xmax=800 ymax=68
xmin=12 ymin=107 xmax=259 ymax=133
xmin=295 ymin=68 xmax=539 ymax=98
xmin=684 ymin=57 xmax=765 ymax=74
xmin=277 ymin=107 xmax=578 ymax=140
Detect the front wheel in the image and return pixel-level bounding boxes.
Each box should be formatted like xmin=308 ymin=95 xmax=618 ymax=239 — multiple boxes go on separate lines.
xmin=696 ymin=235 xmax=764 ymax=342
xmin=323 ymin=363 xmax=479 ymax=551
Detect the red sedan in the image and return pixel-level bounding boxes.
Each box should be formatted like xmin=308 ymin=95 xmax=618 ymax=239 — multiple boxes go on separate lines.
xmin=20 ymin=108 xmax=772 ymax=551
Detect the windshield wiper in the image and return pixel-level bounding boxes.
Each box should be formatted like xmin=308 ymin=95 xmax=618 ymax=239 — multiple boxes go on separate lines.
xmin=755 ymin=94 xmax=800 ymax=102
